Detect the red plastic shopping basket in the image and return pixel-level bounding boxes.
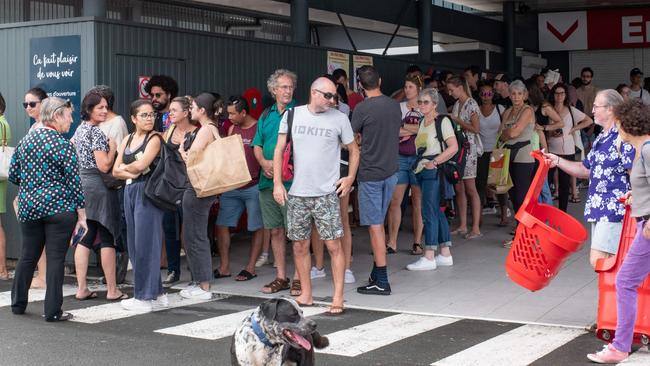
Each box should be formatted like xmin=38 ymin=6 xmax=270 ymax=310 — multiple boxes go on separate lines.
xmin=505 ymin=150 xmax=589 ymax=291
xmin=595 ymin=201 xmax=650 ymax=346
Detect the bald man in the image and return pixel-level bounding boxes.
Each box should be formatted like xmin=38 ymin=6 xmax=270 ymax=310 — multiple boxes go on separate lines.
xmin=273 ymin=77 xmax=360 ymax=315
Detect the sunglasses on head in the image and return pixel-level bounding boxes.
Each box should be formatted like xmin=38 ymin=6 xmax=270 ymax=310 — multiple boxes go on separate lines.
xmin=23 ymin=101 xmax=40 ymax=109
xmin=315 ymin=89 xmax=337 ymax=101
xmin=53 ymin=100 xmax=72 ymax=113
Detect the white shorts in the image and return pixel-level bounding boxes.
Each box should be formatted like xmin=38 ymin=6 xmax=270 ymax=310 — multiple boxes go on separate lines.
xmin=590 ymin=221 xmax=623 ymax=255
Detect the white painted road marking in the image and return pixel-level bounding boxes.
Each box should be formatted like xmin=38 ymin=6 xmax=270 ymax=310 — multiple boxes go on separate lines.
xmin=432 ymin=324 xmax=585 ymax=366
xmin=318 ymin=314 xmax=459 ymax=357
xmin=1 ymin=285 xmax=82 ymax=307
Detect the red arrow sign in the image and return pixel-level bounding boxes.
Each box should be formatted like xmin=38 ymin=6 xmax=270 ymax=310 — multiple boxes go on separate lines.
xmin=547 ymin=20 xmax=579 ymax=43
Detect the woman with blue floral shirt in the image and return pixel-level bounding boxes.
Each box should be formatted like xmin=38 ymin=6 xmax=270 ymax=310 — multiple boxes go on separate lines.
xmin=544 ymin=89 xmax=634 ymax=267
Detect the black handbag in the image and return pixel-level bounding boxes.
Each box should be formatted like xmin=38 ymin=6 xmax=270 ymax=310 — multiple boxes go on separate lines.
xmin=100 ymin=151 xmax=124 ymax=189
xmin=144 ymin=135 xmax=187 ymax=211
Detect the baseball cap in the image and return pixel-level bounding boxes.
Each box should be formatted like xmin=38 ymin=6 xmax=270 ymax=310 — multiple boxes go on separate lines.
xmin=494 ymin=73 xmax=511 ymax=83
xmin=630 ymin=68 xmax=643 ymax=76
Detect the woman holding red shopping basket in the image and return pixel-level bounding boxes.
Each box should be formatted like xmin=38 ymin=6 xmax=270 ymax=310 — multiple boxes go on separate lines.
xmin=586 ymin=98 xmax=650 ymax=364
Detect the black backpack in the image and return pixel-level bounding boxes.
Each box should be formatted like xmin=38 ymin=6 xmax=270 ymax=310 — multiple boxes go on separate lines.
xmin=144 ymin=130 xmax=188 ymax=211
xmin=434 ymin=114 xmax=470 ymax=184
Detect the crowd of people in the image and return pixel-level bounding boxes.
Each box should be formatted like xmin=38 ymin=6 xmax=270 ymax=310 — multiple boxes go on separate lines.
xmin=0 ymin=63 xmax=649 ymax=339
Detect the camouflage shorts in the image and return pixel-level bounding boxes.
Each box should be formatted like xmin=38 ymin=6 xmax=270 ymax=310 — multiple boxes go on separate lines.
xmin=286 ymin=193 xmax=343 ymax=241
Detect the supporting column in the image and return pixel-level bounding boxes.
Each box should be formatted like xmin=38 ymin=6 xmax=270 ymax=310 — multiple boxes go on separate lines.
xmin=418 ymin=0 xmax=432 ymax=62
xmin=83 ymin=0 xmax=107 ymax=18
xmin=503 ymin=1 xmax=516 ymax=77
xmin=291 ymin=0 xmax=309 ymax=44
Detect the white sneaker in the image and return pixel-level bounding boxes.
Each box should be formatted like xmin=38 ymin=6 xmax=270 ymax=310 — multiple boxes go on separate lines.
xmin=121 ymin=298 xmax=153 ymax=312
xmin=344 ymin=269 xmax=356 ymax=284
xmin=435 ymin=255 xmax=454 ymax=267
xmin=255 ymin=253 xmax=270 ymax=268
xmin=152 ymin=294 xmax=169 ymax=309
xmin=310 ymin=266 xmax=326 ymax=279
xmin=406 ymin=257 xmax=437 ymax=271
xmin=179 ymin=285 xmax=212 ymax=300
xmin=482 ymin=207 xmax=497 ymax=215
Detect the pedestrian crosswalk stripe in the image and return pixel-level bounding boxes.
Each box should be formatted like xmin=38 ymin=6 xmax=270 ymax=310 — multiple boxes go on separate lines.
xmin=68 ymin=293 xmax=225 ymax=324
xmin=621 ymin=347 xmax=650 ymax=366
xmin=155 ymin=306 xmax=328 ymax=340
xmin=0 ymin=285 xmax=81 ymax=308
xmin=317 ymin=314 xmax=459 ymax=357
xmin=431 ymin=324 xmax=585 ymax=366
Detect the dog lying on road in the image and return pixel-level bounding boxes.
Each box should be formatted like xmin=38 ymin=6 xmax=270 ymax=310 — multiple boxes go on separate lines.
xmin=231 ymin=297 xmax=329 ymax=366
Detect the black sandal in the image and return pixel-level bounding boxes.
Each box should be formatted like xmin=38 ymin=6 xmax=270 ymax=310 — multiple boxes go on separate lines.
xmin=385 ymin=245 xmax=397 ymax=254
xmin=410 ymin=243 xmax=423 ymax=255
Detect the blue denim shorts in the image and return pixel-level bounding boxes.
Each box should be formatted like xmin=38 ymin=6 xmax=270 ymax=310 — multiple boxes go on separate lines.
xmin=590 ymin=221 xmax=623 ymax=255
xmin=358 ymin=173 xmax=398 ymax=226
xmin=216 ymin=185 xmax=264 ymax=231
xmin=396 ymin=154 xmax=418 ymax=186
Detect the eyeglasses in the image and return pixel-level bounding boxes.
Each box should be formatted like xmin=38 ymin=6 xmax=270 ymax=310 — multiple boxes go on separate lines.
xmin=138 ymin=112 xmax=155 ymax=119
xmin=23 ymin=101 xmax=40 ymax=109
xmin=314 ymin=89 xmax=336 ymax=101
xmin=152 ymin=92 xmax=166 ymax=98
xmin=277 ymin=85 xmax=294 ymax=91
xmin=417 ymin=100 xmax=432 ymax=105
xmin=592 ymin=104 xmax=607 ymax=109
xmin=554 ymin=91 xmax=566 ymax=95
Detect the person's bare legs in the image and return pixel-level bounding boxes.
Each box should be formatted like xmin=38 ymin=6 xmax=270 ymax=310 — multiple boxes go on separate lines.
xmin=262 ymin=227 xmax=287 ymax=292
xmin=454 ymin=182 xmax=468 ymax=233
xmin=369 ymin=225 xmax=387 ymax=267
xmin=261 ymin=229 xmax=271 ymax=256
xmin=242 ymin=229 xmax=263 ymax=276
xmin=590 ymin=249 xmax=612 ymax=268
xmin=0 ymin=217 xmax=7 ymax=278
xmin=410 ymin=186 xmax=424 ymax=245
xmin=216 ymin=225 xmax=231 ymax=276
xmin=386 ymin=184 xmax=407 ymax=250
xmin=101 ymin=247 xmax=124 ymax=299
xmin=464 ymin=178 xmax=482 ymax=236
xmin=325 ymin=239 xmax=345 ymax=311
xmin=74 ymin=245 xmax=91 ymax=298
xmin=30 ymin=251 xmax=47 ymax=289
xmin=311 ymin=226 xmax=325 ymax=271
xmin=339 ymin=194 xmax=353 ymax=270
xmin=439 ymin=246 xmax=452 ymax=258
xmin=293 ymin=239 xmax=313 ymax=305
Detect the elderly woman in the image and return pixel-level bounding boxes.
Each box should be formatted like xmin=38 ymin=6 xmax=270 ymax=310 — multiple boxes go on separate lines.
xmin=587 ymin=99 xmax=650 ymax=363
xmin=10 ymin=97 xmax=87 ymax=322
xmin=72 ymin=91 xmax=126 ymax=301
xmin=407 ymin=88 xmax=458 ymax=271
xmin=543 ymin=90 xmax=633 ymax=267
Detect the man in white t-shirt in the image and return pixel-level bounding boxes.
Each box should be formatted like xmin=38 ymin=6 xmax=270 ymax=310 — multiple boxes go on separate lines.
xmin=273 ymin=77 xmax=359 ymax=315
xmin=629 ymin=68 xmax=650 ymax=106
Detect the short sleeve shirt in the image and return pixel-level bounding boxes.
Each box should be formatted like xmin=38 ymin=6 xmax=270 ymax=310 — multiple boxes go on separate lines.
xmin=252 ymin=101 xmax=296 ymax=190
xmin=582 ymin=127 xmax=635 ymax=222
xmin=72 ymin=122 xmax=109 ymax=169
xmin=99 ymin=115 xmax=129 ymax=146
xmin=414 ymin=116 xmax=455 ymax=174
xmin=279 ymin=105 xmax=354 ymax=196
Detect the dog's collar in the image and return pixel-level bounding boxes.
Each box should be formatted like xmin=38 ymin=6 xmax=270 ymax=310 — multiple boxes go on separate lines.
xmin=251 ymin=314 xmax=275 ymax=348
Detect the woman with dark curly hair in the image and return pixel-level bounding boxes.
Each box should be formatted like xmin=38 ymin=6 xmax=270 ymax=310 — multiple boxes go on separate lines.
xmin=587 ymin=99 xmax=650 ymax=363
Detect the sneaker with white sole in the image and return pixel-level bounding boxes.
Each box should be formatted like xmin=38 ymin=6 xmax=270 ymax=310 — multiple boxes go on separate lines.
xmin=587 ymin=344 xmax=629 ymax=364
xmin=344 ymin=269 xmax=356 ymax=284
xmin=406 ymin=257 xmax=437 ymax=271
xmin=179 ymin=285 xmax=212 ymax=300
xmin=310 ymin=266 xmax=326 ymax=279
xmin=152 ymin=294 xmax=169 ymax=309
xmin=162 ymin=271 xmax=179 ymax=286
xmin=435 ymin=255 xmax=454 ymax=267
xmin=255 ymin=253 xmax=271 ymax=268
xmin=121 ymin=298 xmax=153 ymax=312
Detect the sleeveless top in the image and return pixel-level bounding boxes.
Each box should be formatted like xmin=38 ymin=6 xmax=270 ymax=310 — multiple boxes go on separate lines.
xmin=123 ymin=132 xmax=157 ymax=182
xmin=504 ymin=105 xmax=535 ymax=163
xmin=535 ymin=106 xmax=549 ymax=126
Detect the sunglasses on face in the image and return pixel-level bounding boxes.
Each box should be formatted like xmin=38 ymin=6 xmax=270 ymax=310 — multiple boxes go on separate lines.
xmin=314 ymin=89 xmax=337 ymax=101
xmin=23 ymin=101 xmax=40 ymax=109
xmin=152 ymin=93 xmax=166 ymax=98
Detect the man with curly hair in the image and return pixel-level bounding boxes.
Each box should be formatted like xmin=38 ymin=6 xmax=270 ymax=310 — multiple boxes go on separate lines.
xmin=144 ymin=75 xmax=179 ymax=132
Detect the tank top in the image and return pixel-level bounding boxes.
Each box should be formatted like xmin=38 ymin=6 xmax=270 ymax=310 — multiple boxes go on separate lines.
xmin=535 ymin=106 xmax=549 ymax=126
xmin=504 ymin=105 xmax=535 ymax=163
xmin=123 ymin=132 xmax=157 ymax=182
xmin=231 ymin=123 xmax=260 ymax=188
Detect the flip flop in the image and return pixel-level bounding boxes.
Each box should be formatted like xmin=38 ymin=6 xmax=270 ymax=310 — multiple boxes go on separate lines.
xmin=75 ymin=291 xmax=98 ymax=301
xmin=450 ymin=228 xmax=468 ymax=236
xmin=107 ymin=293 xmax=128 ymax=302
xmin=385 ymin=245 xmax=397 ymax=255
xmin=213 ymin=269 xmax=232 ymax=279
xmin=464 ymin=232 xmax=483 ymax=240
xmin=324 ymin=305 xmax=345 ymax=316
xmin=235 ymin=270 xmax=257 ymax=282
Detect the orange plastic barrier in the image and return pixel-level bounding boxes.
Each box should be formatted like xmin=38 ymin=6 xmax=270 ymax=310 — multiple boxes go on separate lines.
xmin=595 ymin=202 xmax=650 ymax=346
xmin=505 ymin=150 xmax=588 ymax=291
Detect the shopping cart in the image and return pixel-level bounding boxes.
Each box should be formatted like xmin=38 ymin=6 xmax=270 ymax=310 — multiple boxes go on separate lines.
xmin=505 ymin=150 xmax=588 ymax=291
xmin=595 ymin=200 xmax=650 ymax=346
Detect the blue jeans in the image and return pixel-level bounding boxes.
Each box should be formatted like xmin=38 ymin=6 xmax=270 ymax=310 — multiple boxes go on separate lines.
xmin=417 ymin=168 xmax=451 ymax=250
xmin=539 ymin=178 xmax=553 ymax=205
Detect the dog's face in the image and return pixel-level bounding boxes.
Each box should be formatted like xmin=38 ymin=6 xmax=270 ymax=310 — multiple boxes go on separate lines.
xmin=259 ymin=298 xmax=316 ymax=351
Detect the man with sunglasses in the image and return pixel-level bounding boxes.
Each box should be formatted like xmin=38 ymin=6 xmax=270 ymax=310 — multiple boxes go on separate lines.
xmin=272 ymin=77 xmax=359 ymax=314
xmin=144 ymin=75 xmax=179 ymax=132
xmin=351 ymin=65 xmax=401 ymax=296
